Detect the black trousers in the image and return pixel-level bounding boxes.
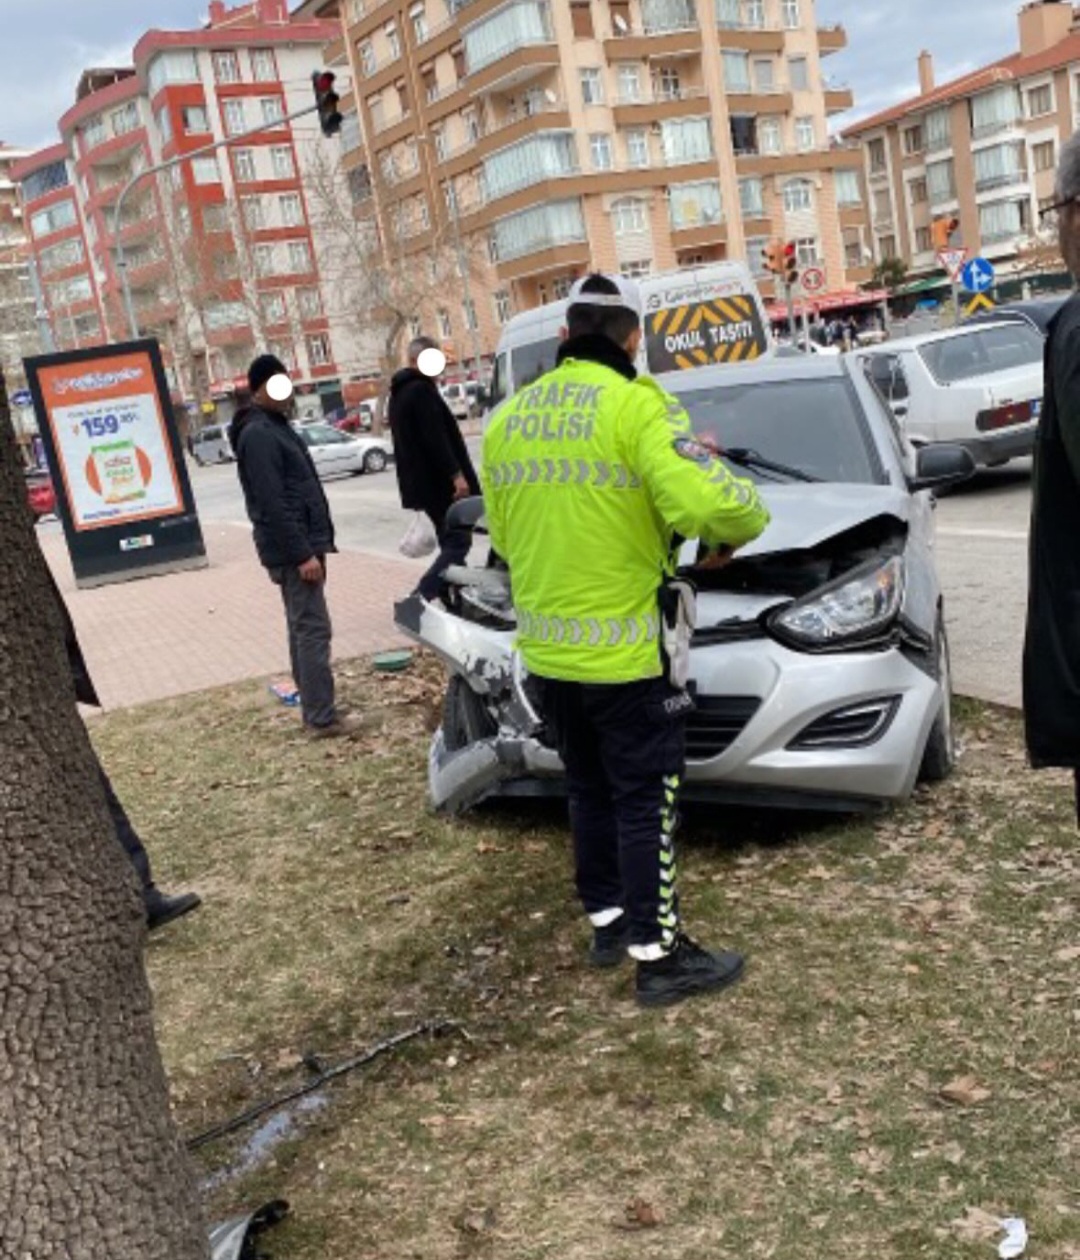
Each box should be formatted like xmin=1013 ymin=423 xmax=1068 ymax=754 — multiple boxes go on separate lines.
xmin=268 ymin=561 xmax=335 ymax=728
xmin=538 ymin=676 xmax=691 ymax=949
xmin=419 ymin=510 xmax=472 ymax=601
xmin=99 ymin=764 xmax=153 ymax=892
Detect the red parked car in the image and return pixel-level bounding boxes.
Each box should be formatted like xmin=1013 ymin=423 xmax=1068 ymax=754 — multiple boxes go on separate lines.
xmin=25 ymin=469 xmax=56 ymax=522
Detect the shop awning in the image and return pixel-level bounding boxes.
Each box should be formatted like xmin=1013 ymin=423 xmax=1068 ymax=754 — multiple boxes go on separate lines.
xmin=893 ymin=275 xmax=951 ymax=297
xmin=768 ymin=289 xmax=889 ymax=321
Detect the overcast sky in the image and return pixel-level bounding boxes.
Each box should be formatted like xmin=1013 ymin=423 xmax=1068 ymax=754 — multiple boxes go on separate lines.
xmin=0 ymin=0 xmax=1029 ymax=153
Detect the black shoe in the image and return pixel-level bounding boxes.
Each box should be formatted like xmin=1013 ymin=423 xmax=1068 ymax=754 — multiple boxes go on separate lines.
xmin=589 ymin=918 xmax=631 ymax=968
xmin=635 ymin=934 xmax=745 ymax=1008
xmin=146 ymin=889 xmax=202 ymax=932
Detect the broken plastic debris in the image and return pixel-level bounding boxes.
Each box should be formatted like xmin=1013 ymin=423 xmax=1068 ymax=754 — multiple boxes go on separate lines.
xmin=269 ymin=679 xmax=300 ymax=707
xmin=999 ymin=1217 xmax=1028 ymax=1259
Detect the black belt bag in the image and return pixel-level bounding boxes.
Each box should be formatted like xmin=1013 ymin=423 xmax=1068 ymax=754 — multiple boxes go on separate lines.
xmin=659 ymin=578 xmax=697 ymax=690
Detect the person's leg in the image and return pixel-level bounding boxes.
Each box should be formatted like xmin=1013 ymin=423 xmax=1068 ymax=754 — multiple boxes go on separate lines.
xmin=279 ymin=564 xmax=336 ymax=729
xmin=269 ymin=567 xmax=301 ymax=689
xmin=416 ymin=511 xmax=472 ymax=601
xmin=538 ymin=679 xmax=625 ymax=964
xmin=99 ymin=764 xmax=152 ymax=889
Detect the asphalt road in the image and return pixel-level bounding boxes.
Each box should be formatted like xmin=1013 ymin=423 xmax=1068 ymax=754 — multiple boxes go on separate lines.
xmin=184 ymin=447 xmax=1032 ymax=709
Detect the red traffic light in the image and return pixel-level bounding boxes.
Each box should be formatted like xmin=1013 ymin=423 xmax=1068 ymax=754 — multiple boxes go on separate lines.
xmin=762 ymin=238 xmax=785 ymax=275
xmin=312 ymin=69 xmax=343 ymax=138
xmin=783 ymin=240 xmax=799 ymax=285
xmin=313 ymin=71 xmax=335 ymax=94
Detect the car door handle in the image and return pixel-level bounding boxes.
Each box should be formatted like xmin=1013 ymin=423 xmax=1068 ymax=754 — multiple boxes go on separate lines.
xmin=894 ymin=405 xmax=908 ymax=418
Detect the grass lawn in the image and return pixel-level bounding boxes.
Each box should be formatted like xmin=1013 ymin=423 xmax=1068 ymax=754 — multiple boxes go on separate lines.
xmin=92 ymin=660 xmax=1080 ymax=1260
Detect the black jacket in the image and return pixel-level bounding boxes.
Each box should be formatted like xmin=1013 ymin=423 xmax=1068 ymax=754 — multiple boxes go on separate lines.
xmin=229 ymin=405 xmax=336 ymax=570
xmin=46 ymin=565 xmax=100 ymax=708
xmin=1024 ymin=292 xmax=1080 ymax=769
xmin=387 ymin=369 xmax=479 ymax=517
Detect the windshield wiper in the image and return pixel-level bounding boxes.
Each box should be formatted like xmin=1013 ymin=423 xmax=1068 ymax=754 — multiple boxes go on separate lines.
xmin=721 ymin=447 xmax=822 ymax=483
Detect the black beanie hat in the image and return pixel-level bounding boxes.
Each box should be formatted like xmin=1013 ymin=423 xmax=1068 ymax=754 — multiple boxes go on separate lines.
xmin=248 ymin=353 xmax=288 ymax=395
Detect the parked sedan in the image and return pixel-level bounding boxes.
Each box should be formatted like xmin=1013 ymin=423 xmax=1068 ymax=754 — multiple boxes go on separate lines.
xmin=395 ymin=357 xmax=974 ymax=814
xmin=294 ymin=422 xmax=392 ymax=478
xmin=853 ymin=321 xmax=1044 ymax=468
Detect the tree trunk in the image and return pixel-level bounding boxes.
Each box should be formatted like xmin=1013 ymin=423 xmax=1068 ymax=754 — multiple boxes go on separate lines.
xmin=0 ymin=370 xmax=207 ymax=1257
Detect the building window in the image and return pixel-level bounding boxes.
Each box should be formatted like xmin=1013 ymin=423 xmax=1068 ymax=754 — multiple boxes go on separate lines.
xmin=661 ymin=117 xmax=712 ymax=163
xmin=411 ymin=3 xmax=428 ymax=42
xmin=926 ymin=157 xmax=956 ymax=203
xmin=782 ymin=0 xmax=800 ymax=28
xmin=298 ymin=288 xmax=323 ymax=320
xmin=878 ymin=234 xmax=897 ymax=259
xmin=241 ymin=196 xmax=264 ymax=230
xmin=39 ymin=238 xmax=85 ymax=275
xmin=437 ymin=308 xmax=452 ymax=339
xmin=550 ymin=275 xmax=572 ymax=300
xmin=738 ymin=176 xmax=764 ymax=217
xmin=251 ymin=48 xmax=277 ymax=81
xmin=795 ymin=116 xmax=815 ymax=151
xmin=656 ymin=66 xmax=681 ymax=100
xmin=754 ymin=59 xmax=775 ymax=93
xmin=262 ymin=291 xmax=287 ymax=324
xmin=307 ymin=333 xmax=333 ymax=365
xmin=280 ymin=193 xmax=305 ymax=226
xmin=783 ymin=179 xmax=812 ymax=213
xmin=925 ymin=106 xmax=951 ymax=152
xmin=269 ymin=339 xmax=298 ymax=372
xmin=271 ymin=146 xmax=296 ymax=179
xmin=580 ymin=67 xmax=604 ymax=105
xmin=464 ymin=108 xmax=481 ymax=143
xmin=570 ymin=0 xmax=594 ymax=37
xmin=973 ymin=142 xmax=1027 ymax=192
xmin=288 ymin=240 xmax=313 ymax=272
xmin=386 ymin=21 xmax=401 ymax=59
xmin=224 ymin=100 xmax=247 ymax=135
xmin=758 ymin=117 xmax=781 ymax=155
xmin=590 ymin=133 xmax=613 ymax=170
xmin=261 ymin=97 xmax=285 ymax=127
xmin=670 ymin=180 xmax=723 ymax=228
xmin=147 ymin=50 xmax=199 ymax=95
xmin=234 ymin=148 xmax=257 ymax=182
xmin=30 ymin=200 xmax=78 ymax=239
xmin=432 ymin=126 xmax=447 ymax=160
xmin=183 ymin=105 xmax=209 ymax=134
xmin=1027 ymin=84 xmax=1053 ymax=119
xmin=1033 ymin=139 xmax=1056 ymax=172
xmin=903 ymin=124 xmax=924 ymax=155
xmin=192 ymin=156 xmax=221 ymax=185
xmin=487 ymin=233 xmax=499 ymax=263
xmin=788 ymin=57 xmax=809 ymax=92
xmin=872 ymin=187 xmax=893 ymax=221
xmin=463 ymin=297 xmax=478 ymax=330
xmin=111 ymin=102 xmax=140 ymax=137
xmin=868 ymin=137 xmax=887 ymax=174
xmin=203 ymin=204 xmax=229 ymax=231
xmin=617 ymin=63 xmax=642 ymax=103
xmin=722 ymin=50 xmax=751 ymax=93
xmin=915 ymin=226 xmax=932 ymax=253
xmin=795 ymin=237 xmax=818 ymax=267
xmin=360 ymin=41 xmax=376 ymax=75
xmin=611 ymin=197 xmax=648 ymax=235
xmin=620 ymin=258 xmax=651 ymax=278
xmin=253 ymin=244 xmax=275 ymax=276
xmin=418 ymin=198 xmax=430 ymax=229
xmin=836 ymin=168 xmax=862 ymax=206
xmin=494 ymin=289 xmax=512 ymax=323
xmin=156 ymin=106 xmax=174 ymax=143
xmin=908 ymin=176 xmax=928 ymax=204
xmin=626 ymin=129 xmax=650 ymax=167
xmin=213 ymin=51 xmax=241 ymax=84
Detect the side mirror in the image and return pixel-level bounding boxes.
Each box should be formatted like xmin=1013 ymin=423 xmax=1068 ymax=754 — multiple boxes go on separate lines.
xmin=910 ymin=443 xmax=976 ymax=493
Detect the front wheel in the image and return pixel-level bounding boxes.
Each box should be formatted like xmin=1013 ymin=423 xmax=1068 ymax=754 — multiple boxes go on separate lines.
xmin=363 ymin=449 xmax=388 ymax=474
xmin=918 ymin=611 xmax=955 ymax=783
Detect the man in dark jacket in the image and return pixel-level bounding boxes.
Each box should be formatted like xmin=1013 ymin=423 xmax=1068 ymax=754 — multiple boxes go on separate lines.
xmin=48 ymin=565 xmax=201 ymax=931
xmin=1024 ymin=135 xmax=1080 ymax=812
xmin=229 ymin=354 xmax=362 ymax=738
xmin=388 ymin=337 xmax=480 ymax=601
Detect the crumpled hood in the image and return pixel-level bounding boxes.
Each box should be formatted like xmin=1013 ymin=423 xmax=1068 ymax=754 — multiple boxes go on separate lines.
xmin=227 ymin=403 xmax=261 ymax=451
xmin=735 ymin=482 xmax=910 ymax=558
xmin=390 ymin=367 xmax=428 ymax=396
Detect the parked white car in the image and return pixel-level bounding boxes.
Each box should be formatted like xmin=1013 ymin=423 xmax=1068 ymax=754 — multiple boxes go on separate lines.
xmin=853 ymin=321 xmax=1044 ymax=468
xmin=293 ymin=422 xmax=392 ymax=478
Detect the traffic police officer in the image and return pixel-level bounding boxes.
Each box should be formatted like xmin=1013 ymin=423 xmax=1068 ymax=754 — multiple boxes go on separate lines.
xmin=481 ymin=274 xmax=770 ymax=1007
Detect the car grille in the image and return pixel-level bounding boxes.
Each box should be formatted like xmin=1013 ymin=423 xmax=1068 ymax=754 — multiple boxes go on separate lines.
xmin=686 ymin=696 xmax=761 ymax=762
xmin=788 ymin=697 xmax=900 ymax=750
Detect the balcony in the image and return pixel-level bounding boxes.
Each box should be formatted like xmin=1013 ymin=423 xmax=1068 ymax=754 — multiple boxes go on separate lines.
xmin=725 ymin=87 xmax=794 ymax=115
xmin=467 ymin=44 xmax=561 ymax=96
xmin=717 ymin=25 xmax=785 ymax=53
xmin=612 ymin=86 xmax=711 ymax=127
xmin=439 ymin=102 xmax=572 ymax=177
xmin=604 ymin=26 xmax=703 ymax=60
xmin=824 ymin=85 xmax=855 ymax=114
xmin=817 ymin=24 xmax=847 ymax=55
xmin=974 ymin=168 xmax=1028 ymax=194
xmin=971 ymin=118 xmax=1022 ymax=143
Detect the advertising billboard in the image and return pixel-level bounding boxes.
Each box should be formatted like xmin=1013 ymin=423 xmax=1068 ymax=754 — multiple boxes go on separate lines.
xmin=26 ymin=340 xmax=206 ymax=587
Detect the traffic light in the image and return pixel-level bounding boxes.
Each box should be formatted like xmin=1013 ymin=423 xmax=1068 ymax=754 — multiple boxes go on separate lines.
xmin=762 ymin=238 xmax=785 ymax=275
xmin=783 ymin=240 xmax=799 ymax=286
xmin=312 ymin=70 xmax=343 ymax=138
xmin=931 ymin=215 xmax=960 ymax=250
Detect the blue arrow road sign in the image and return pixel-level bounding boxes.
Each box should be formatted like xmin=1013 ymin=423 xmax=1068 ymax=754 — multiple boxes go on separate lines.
xmin=960 ymin=257 xmax=995 ymax=294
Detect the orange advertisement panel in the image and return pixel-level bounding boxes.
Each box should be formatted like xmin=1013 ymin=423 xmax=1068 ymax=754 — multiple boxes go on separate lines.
xmin=36 ymin=349 xmax=185 ymax=533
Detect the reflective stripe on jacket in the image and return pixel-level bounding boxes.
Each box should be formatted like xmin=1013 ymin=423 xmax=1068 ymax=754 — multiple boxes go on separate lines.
xmin=481 ymin=352 xmax=769 ymax=683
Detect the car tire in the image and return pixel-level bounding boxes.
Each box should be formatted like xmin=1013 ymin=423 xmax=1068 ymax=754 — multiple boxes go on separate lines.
xmin=363 ymin=449 xmax=388 ymax=474
xmin=918 ymin=611 xmax=955 ymax=784
xmin=442 ymin=676 xmax=497 ymax=752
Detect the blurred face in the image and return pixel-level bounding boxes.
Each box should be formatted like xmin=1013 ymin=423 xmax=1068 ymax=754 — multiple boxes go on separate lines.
xmin=256 ymin=372 xmax=294 ymax=414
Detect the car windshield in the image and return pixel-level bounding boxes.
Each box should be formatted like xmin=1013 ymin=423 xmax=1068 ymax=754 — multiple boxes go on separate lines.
xmin=673 ymin=376 xmax=881 ymax=485
xmin=918 ymin=325 xmax=1043 ymax=384
xmin=304 ymin=424 xmax=348 ymax=444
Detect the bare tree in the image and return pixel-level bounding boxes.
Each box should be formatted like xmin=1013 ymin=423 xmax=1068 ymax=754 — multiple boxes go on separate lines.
xmin=0 ymin=368 xmax=208 ymax=1257
xmin=0 ymin=244 xmax=42 ymax=384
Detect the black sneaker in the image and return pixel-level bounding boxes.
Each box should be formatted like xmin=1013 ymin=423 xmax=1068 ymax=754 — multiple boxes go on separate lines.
xmin=635 ymin=934 xmax=745 ymax=1008
xmin=589 ymin=918 xmax=631 ymax=968
xmin=146 ymin=889 xmax=202 ymax=932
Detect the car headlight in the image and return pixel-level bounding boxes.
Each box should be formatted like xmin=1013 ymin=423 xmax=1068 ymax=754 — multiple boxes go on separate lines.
xmin=769 ymin=556 xmax=905 ymax=650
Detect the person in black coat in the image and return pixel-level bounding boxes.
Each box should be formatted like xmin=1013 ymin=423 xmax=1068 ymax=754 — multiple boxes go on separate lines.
xmin=229 ymin=354 xmax=365 ymax=739
xmin=47 ymin=565 xmax=201 ymax=931
xmin=388 ymin=337 xmax=480 ymax=601
xmin=1024 ymin=133 xmax=1080 ymax=816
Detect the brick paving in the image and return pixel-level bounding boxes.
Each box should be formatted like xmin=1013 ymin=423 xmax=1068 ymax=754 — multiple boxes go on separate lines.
xmin=43 ymin=523 xmax=420 ymax=711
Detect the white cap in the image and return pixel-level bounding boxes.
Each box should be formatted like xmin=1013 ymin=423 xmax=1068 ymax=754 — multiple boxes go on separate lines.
xmin=567 ymin=273 xmax=643 ymax=321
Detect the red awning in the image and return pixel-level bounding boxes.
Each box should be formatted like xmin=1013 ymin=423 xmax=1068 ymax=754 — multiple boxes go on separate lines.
xmin=768 ymin=289 xmax=889 ymax=321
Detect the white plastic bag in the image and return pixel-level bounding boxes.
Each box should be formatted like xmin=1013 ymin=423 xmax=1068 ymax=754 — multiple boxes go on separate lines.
xmin=399 ymin=512 xmax=437 ymax=559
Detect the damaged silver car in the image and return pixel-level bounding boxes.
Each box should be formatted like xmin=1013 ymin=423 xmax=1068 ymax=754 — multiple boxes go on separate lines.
xmin=394 ymin=357 xmax=974 ymax=815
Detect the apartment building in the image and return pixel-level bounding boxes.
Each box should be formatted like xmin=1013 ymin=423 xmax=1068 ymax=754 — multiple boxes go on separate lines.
xmin=0 ymin=142 xmax=36 ymax=393
xmin=13 ymin=0 xmax=380 ymax=414
xmin=298 ymin=0 xmax=871 ymax=367
xmin=845 ymin=0 xmax=1080 ymax=281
